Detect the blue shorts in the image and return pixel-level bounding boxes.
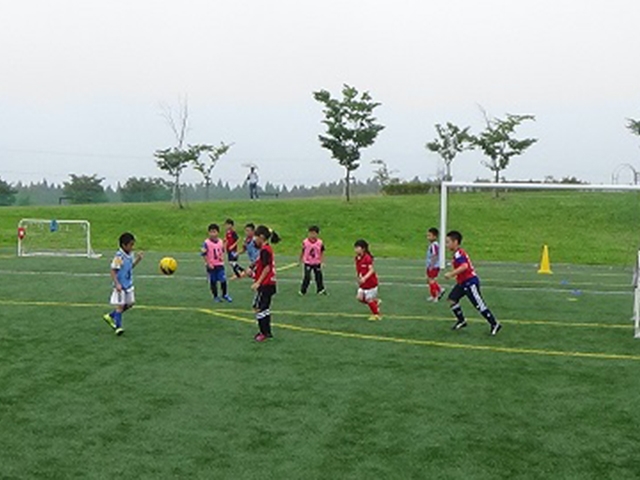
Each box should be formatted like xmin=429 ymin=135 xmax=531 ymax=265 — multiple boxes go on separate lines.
xmin=207 ymin=266 xmax=227 ymax=283
xmin=228 ymin=251 xmax=239 ymax=262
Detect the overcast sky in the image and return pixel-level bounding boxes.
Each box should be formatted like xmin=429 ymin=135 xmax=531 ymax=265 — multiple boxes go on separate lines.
xmin=1 ymin=0 xmax=639 ymax=187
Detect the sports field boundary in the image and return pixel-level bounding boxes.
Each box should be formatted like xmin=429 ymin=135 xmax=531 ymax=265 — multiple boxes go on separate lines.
xmin=1 ymin=299 xmax=639 ymax=362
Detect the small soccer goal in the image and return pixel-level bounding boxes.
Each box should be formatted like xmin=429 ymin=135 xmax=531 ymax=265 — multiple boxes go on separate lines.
xmin=17 ymin=219 xmax=101 ymax=258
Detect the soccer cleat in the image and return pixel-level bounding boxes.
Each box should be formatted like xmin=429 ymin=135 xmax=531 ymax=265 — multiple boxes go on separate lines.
xmin=317 ymin=289 xmax=328 ymax=296
xmin=213 ymin=297 xmax=222 ymax=303
xmin=452 ymin=319 xmax=468 ymax=330
xmin=223 ymin=295 xmax=233 ymax=303
xmin=254 ymin=333 xmax=268 ymax=342
xmin=102 ymin=314 xmax=116 ymax=330
xmin=115 ymin=327 xmax=124 ymax=336
xmin=426 ymin=297 xmax=435 ymax=303
xmin=298 ymin=291 xmax=305 ymax=296
xmin=368 ymin=314 xmax=382 ymax=321
xmin=491 ymin=323 xmax=503 ymax=336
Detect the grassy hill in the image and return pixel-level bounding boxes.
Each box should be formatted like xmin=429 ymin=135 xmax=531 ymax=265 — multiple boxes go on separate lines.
xmin=1 ymin=192 xmax=639 ymax=264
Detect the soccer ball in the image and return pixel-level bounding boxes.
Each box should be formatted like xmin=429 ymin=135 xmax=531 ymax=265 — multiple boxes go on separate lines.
xmin=159 ymin=257 xmax=178 ymax=275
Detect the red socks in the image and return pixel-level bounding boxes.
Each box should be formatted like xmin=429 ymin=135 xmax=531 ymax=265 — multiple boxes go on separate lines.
xmin=367 ymin=300 xmax=380 ymax=315
xmin=429 ymin=282 xmax=441 ymax=299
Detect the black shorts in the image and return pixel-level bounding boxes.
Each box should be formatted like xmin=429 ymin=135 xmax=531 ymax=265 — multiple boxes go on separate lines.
xmin=252 ymin=284 xmax=277 ymax=311
xmin=448 ymin=280 xmax=489 ymax=311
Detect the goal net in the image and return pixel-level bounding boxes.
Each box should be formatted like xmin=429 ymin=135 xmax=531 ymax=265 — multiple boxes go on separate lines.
xmin=17 ymin=219 xmax=101 ymax=258
xmin=438 ymin=182 xmax=640 ymax=338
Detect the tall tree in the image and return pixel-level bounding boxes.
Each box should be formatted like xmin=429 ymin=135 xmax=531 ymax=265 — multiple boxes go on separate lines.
xmin=370 ymin=159 xmax=399 ymax=187
xmin=627 ymin=118 xmax=640 ymax=138
xmin=191 ymin=142 xmax=233 ymax=200
xmin=473 ymin=110 xmax=537 ymax=186
xmin=63 ymin=174 xmax=107 ymax=204
xmin=425 ymin=123 xmax=473 ymax=181
xmin=120 ymin=177 xmax=172 ymax=203
xmin=154 ymin=146 xmax=203 ymax=208
xmin=156 ymin=98 xmax=231 ymax=206
xmin=0 ymin=177 xmax=17 ymax=206
xmin=313 ymin=84 xmax=385 ymax=201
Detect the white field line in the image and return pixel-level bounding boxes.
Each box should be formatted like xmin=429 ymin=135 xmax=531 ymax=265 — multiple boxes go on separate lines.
xmin=0 ymin=269 xmax=632 ymax=297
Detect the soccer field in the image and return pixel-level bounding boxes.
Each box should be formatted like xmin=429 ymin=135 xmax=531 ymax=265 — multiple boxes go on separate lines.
xmin=1 ymin=252 xmax=640 ymax=479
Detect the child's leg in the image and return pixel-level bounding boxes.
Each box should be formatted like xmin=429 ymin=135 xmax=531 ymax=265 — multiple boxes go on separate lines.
xmin=465 ymin=282 xmax=497 ymax=326
xmin=314 ymin=266 xmax=325 ymax=293
xmin=255 ymin=286 xmax=275 ymax=337
xmin=448 ymin=285 xmax=467 ymax=327
xmin=112 ymin=306 xmax=124 ymax=328
xmin=210 ymin=281 xmax=219 ymax=298
xmin=365 ymin=288 xmax=380 ymax=315
xmin=300 ymin=265 xmax=312 ymax=294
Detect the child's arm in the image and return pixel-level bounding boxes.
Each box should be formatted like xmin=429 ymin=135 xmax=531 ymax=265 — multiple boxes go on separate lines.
xmin=299 ymin=246 xmax=305 ymax=265
xmin=359 ymin=265 xmax=375 ymax=284
xmin=133 ymin=251 xmax=144 ymax=268
xmin=110 ymin=269 xmax=122 ymax=291
xmin=251 ymin=265 xmax=270 ymax=290
xmin=445 ymin=263 xmax=469 ymax=279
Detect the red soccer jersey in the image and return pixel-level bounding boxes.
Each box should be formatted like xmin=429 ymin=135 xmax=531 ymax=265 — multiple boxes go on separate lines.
xmin=355 ymin=253 xmax=378 ymax=289
xmin=225 ymin=230 xmax=239 ymax=253
xmin=452 ymin=248 xmax=478 ymax=285
xmin=254 ymin=244 xmax=277 ymax=286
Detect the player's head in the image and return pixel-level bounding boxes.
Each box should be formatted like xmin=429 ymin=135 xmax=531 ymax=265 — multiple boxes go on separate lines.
xmin=245 ymin=222 xmax=255 ymax=236
xmin=354 ymin=239 xmax=371 ymax=256
xmin=427 ymin=227 xmax=439 ymax=242
xmin=446 ymin=230 xmax=463 ymax=251
xmin=208 ymin=223 xmax=220 ymax=239
xmin=254 ymin=225 xmax=280 ymax=247
xmin=308 ymin=225 xmax=320 ymax=239
xmin=225 ymin=218 xmax=234 ymax=230
xmin=119 ymin=232 xmax=136 ymax=253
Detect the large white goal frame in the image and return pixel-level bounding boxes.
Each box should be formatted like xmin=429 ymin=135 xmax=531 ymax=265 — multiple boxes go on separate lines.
xmin=17 ymin=218 xmax=101 ymax=258
xmin=439 ymin=182 xmax=640 ymax=338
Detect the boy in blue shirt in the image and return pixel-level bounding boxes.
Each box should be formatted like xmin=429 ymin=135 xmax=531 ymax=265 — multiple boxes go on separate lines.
xmin=103 ymin=232 xmax=144 ymax=336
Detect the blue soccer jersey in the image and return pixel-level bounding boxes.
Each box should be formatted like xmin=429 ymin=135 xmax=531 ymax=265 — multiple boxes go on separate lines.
xmin=245 ymin=236 xmax=260 ymax=263
xmin=111 ymin=249 xmax=134 ymax=290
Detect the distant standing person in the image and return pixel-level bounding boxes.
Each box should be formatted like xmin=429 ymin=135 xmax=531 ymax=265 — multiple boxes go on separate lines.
xmin=247 ymin=167 xmax=259 ymax=200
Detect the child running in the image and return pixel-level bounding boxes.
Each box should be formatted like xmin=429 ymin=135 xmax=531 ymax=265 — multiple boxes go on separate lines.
xmin=224 ymin=219 xmax=241 ymax=277
xmin=426 ymin=227 xmax=445 ymax=302
xmin=201 ymin=223 xmax=232 ymax=303
xmin=444 ymin=230 xmax=501 ymax=335
xmin=299 ymin=225 xmax=327 ymax=296
xmin=103 ymin=232 xmax=144 ymax=336
xmin=249 ymin=226 xmax=280 ymax=342
xmin=354 ymin=239 xmax=381 ymax=321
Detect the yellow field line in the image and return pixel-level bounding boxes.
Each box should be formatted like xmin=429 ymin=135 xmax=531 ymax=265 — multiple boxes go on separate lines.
xmin=218 ymin=307 xmax=629 ymax=330
xmin=1 ymin=299 xmax=639 ymax=361
xmin=203 ymin=309 xmax=640 ymax=362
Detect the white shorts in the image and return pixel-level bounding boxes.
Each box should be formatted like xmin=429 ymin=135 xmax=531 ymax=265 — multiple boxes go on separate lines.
xmin=110 ymin=287 xmax=135 ymax=306
xmin=357 ymin=287 xmax=378 ymax=303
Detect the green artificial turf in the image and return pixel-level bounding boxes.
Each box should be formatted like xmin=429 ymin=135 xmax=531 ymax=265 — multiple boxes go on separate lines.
xmin=1 ymin=191 xmax=640 ymax=264
xmin=1 ymin=251 xmax=640 ymax=479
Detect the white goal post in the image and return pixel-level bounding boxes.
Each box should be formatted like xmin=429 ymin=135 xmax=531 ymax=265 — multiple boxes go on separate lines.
xmin=17 ymin=218 xmax=101 ymax=258
xmin=439 ymin=182 xmax=640 ymax=338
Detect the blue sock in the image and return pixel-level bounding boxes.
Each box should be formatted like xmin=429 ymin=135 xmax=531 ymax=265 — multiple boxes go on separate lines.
xmin=113 ymin=311 xmax=123 ymax=328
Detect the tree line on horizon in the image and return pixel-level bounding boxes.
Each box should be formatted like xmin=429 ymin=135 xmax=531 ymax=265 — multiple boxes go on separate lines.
xmin=2 ymin=84 xmax=638 ymax=207
xmin=0 ymin=176 xmax=385 ymax=207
